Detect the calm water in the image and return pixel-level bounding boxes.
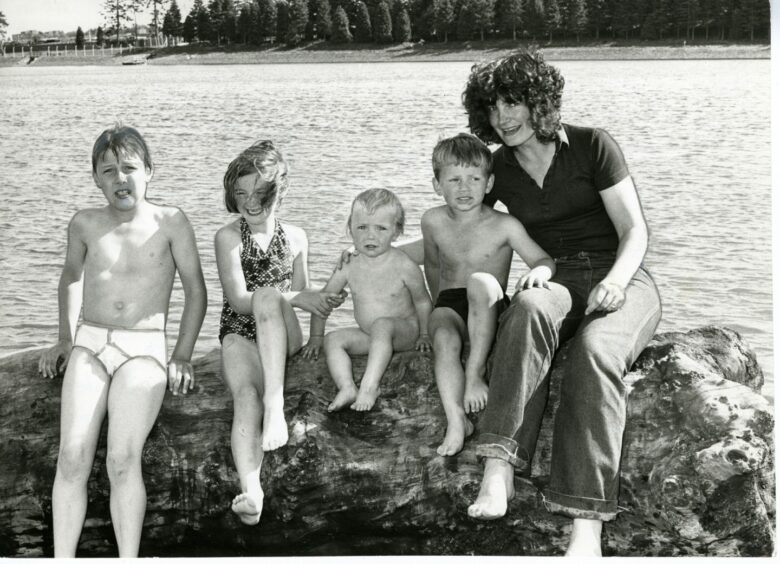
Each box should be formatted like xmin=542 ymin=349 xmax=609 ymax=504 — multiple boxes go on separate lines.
xmin=0 ymin=60 xmax=772 ymax=397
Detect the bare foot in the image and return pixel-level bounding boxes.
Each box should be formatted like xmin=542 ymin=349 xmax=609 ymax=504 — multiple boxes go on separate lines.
xmin=467 ymin=458 xmax=515 ymax=520
xmin=262 ymin=400 xmax=289 ymax=451
xmin=565 ymin=518 xmax=603 ymax=556
xmin=436 ymin=415 xmax=475 ymax=456
xmin=351 ymin=385 xmax=379 ymax=411
xmin=231 ymin=492 xmax=264 ymax=525
xmin=328 ymin=385 xmax=358 ymax=412
xmin=463 ymin=375 xmax=489 ymax=414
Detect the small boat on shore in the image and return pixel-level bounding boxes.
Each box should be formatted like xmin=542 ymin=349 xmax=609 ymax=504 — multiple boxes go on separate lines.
xmin=122 ymin=56 xmax=146 ymax=66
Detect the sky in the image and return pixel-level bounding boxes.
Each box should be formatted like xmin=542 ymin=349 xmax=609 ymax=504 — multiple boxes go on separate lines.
xmin=0 ymin=0 xmax=196 ymax=35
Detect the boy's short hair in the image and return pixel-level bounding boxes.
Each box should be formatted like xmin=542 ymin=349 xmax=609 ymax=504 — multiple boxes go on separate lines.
xmin=92 ymin=124 xmax=153 ymax=173
xmin=223 ymin=140 xmax=289 ymax=214
xmin=348 ymin=188 xmax=405 ymax=236
xmin=431 ymin=133 xmax=493 ymax=180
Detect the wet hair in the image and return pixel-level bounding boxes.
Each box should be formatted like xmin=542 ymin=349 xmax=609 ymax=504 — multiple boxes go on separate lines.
xmin=223 ymin=140 xmax=289 ymax=214
xmin=91 ymin=124 xmax=153 ymax=173
xmin=431 ymin=133 xmax=493 ymax=179
xmin=462 ymin=48 xmax=565 ymax=145
xmin=347 ymin=188 xmax=405 ymax=236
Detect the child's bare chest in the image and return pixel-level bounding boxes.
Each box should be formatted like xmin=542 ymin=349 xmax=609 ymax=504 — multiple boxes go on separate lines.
xmin=87 ymin=226 xmax=172 ymax=274
xmin=348 ymin=263 xmax=407 ymax=302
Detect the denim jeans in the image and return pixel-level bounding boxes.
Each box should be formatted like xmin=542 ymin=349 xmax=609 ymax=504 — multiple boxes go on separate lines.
xmin=476 ymin=251 xmax=662 ymax=520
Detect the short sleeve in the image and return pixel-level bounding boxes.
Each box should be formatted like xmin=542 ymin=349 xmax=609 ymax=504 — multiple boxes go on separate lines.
xmin=591 ymin=128 xmax=630 ymax=191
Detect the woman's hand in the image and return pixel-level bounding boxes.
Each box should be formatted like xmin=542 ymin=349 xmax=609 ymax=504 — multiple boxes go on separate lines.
xmin=335 ymin=247 xmax=358 ymax=270
xmin=38 ymin=341 xmax=71 ymax=379
xmin=300 ymin=337 xmax=323 ymax=360
xmin=585 ymin=280 xmax=626 ymax=315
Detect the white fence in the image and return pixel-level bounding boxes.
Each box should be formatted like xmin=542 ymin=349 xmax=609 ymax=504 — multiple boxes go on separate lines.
xmin=3 ymin=44 xmax=137 ymax=58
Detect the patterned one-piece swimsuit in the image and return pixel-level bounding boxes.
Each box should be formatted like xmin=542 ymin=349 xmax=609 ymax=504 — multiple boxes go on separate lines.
xmin=219 ymin=217 xmax=294 ymax=343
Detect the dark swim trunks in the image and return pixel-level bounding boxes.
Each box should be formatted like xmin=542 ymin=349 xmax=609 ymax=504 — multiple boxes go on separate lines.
xmin=434 ymin=287 xmax=511 ymax=324
xmin=219 ymin=217 xmax=293 ymax=343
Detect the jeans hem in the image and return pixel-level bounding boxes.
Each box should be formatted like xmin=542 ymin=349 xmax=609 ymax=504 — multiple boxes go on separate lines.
xmin=543 ymin=489 xmax=617 ymax=521
xmin=475 ymin=434 xmax=530 ymax=469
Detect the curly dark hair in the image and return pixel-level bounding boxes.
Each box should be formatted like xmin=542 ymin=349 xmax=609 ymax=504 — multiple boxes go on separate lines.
xmin=462 ymin=49 xmax=565 ymax=145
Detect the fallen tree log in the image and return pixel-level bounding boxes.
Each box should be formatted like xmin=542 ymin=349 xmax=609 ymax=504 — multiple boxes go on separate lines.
xmin=0 ymin=326 xmax=773 ymax=556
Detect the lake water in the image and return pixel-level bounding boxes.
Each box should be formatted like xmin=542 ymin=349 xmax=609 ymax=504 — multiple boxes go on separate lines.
xmin=0 ymin=59 xmax=772 ymax=398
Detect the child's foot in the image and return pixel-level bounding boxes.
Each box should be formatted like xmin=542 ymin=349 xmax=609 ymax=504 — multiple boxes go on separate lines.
xmin=351 ymin=385 xmax=379 ymax=411
xmin=467 ymin=458 xmax=515 ymax=520
xmin=565 ymin=518 xmax=603 ymax=556
xmin=436 ymin=415 xmax=475 ymax=456
xmin=262 ymin=401 xmax=289 ymax=451
xmin=328 ymin=385 xmax=358 ymax=412
xmin=463 ymin=374 xmax=489 ymax=414
xmin=231 ymin=491 xmax=264 ymax=525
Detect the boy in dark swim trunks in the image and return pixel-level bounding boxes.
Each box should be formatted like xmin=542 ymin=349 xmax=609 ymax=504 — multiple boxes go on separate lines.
xmin=421 ymin=133 xmax=555 ymax=456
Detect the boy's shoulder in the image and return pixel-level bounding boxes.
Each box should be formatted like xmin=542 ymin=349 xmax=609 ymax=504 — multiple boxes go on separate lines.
xmin=422 ymin=204 xmax=450 ymax=223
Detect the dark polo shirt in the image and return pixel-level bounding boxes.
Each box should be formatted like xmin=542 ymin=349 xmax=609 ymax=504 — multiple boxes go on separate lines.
xmin=484 ymin=124 xmax=629 ymax=259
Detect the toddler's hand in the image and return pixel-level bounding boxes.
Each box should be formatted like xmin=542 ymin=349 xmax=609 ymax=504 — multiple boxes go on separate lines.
xmin=38 ymin=341 xmax=71 ymax=379
xmin=296 ymin=290 xmax=334 ymax=318
xmin=585 ymin=280 xmax=626 ymax=315
xmin=168 ymin=357 xmax=194 ymax=396
xmin=415 ymin=334 xmax=432 ymax=353
xmin=335 ymin=247 xmax=358 ymax=270
xmin=516 ymin=266 xmax=552 ymax=292
xmin=300 ymin=337 xmax=323 ymax=360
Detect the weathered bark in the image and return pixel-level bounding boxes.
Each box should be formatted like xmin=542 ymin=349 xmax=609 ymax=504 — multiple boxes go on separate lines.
xmin=0 ymin=326 xmax=773 ymax=556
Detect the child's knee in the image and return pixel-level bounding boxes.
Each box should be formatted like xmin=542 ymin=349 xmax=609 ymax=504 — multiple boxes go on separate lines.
xmin=106 ymin=446 xmax=141 ymax=483
xmin=433 ymin=326 xmax=462 ymax=354
xmin=467 ymin=273 xmax=502 ymax=304
xmin=251 ymin=287 xmax=283 ymax=318
xmin=56 ymin=443 xmax=94 ymax=481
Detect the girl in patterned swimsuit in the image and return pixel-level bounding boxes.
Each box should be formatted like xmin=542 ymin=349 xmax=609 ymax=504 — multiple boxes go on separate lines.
xmin=215 ymin=140 xmax=345 ymax=526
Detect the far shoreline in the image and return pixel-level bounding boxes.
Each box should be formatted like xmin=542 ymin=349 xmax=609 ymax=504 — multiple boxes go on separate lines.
xmin=0 ymin=41 xmax=770 ymax=67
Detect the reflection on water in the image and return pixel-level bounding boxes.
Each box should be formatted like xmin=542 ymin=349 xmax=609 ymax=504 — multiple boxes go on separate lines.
xmin=0 ymin=59 xmax=772 ymax=397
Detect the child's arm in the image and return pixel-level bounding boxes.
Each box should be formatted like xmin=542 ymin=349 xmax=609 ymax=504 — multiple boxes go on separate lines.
xmin=300 ymin=266 xmax=349 ymax=361
xmin=404 ymin=260 xmax=433 ymax=352
xmin=284 ymin=224 xmax=347 ymax=316
xmin=168 ymin=210 xmax=208 ymax=395
xmin=39 ymin=214 xmax=86 ymax=379
xmin=504 ymin=215 xmax=556 ymax=292
xmin=420 ymin=211 xmax=441 ymax=302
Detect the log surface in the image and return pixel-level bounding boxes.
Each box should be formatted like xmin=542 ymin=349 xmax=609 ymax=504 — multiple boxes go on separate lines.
xmin=0 ymin=326 xmax=774 ymax=556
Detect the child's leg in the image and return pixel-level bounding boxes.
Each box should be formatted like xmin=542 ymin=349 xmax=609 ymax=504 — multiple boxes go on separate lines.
xmin=105 ymin=358 xmax=167 ymax=557
xmin=566 ymin=518 xmax=603 ymax=556
xmin=251 ymin=287 xmax=303 ymax=452
xmin=430 ymin=308 xmax=474 ymax=456
xmin=323 ymin=328 xmax=370 ymax=411
xmin=222 ymin=334 xmax=265 ymax=525
xmin=463 ymin=273 xmax=505 ymax=413
xmin=52 ymin=349 xmax=110 ymax=557
xmin=353 ymin=317 xmax=418 ymax=411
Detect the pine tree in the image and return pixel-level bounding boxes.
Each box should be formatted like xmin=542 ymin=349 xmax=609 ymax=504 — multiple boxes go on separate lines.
xmin=585 ymin=0 xmax=604 ymax=39
xmin=162 ymin=0 xmax=182 ymax=44
xmin=331 ymin=5 xmax=353 ymax=42
xmin=313 ymin=0 xmax=332 ymax=39
xmin=433 ymin=0 xmax=455 ymax=42
xmin=354 ymin=1 xmax=373 ymax=42
xmin=374 ymin=0 xmax=393 ymax=43
xmin=102 ymin=0 xmax=130 ymax=44
xmin=286 ymin=0 xmax=309 ymax=44
xmin=544 ymin=0 xmax=562 ymax=41
xmin=76 ymin=26 xmax=85 ymax=48
xmin=276 ymin=0 xmax=290 ymax=41
xmin=257 ymin=0 xmax=278 ymax=41
xmin=182 ymin=14 xmax=196 ymax=41
xmin=393 ymin=6 xmax=412 ymax=42
xmin=471 ymin=0 xmax=494 ymax=41
xmin=496 ymin=0 xmax=523 ymax=40
xmin=567 ymin=0 xmax=588 ymax=41
xmin=457 ymin=0 xmax=475 ymax=40
xmin=97 ymin=25 xmax=105 ymax=46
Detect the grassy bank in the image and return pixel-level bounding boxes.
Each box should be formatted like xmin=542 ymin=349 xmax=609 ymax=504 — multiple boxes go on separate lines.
xmin=0 ymin=40 xmax=770 ymax=67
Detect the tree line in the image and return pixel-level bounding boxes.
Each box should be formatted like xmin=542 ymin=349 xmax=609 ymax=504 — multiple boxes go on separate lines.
xmin=100 ymin=0 xmax=771 ymax=48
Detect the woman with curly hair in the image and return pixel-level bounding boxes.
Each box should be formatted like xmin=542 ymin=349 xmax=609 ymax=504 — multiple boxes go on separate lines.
xmin=462 ymin=49 xmax=662 ymax=555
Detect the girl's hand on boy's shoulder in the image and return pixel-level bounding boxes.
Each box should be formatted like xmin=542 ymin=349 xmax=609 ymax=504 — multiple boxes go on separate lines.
xmin=167 ymin=357 xmax=194 ymax=396
xmin=300 ymin=338 xmax=323 ymax=361
xmin=335 ymin=247 xmax=358 ymax=270
xmin=38 ymin=341 xmax=71 ymax=379
xmin=415 ymin=334 xmax=432 ymax=353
